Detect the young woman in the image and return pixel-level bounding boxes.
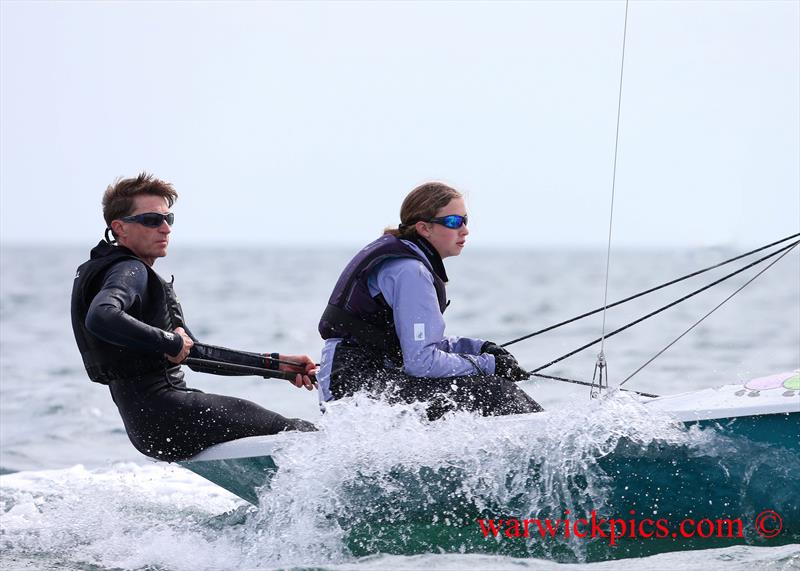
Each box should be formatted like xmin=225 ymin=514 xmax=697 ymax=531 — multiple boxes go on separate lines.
xmin=317 ymin=182 xmax=542 ymax=419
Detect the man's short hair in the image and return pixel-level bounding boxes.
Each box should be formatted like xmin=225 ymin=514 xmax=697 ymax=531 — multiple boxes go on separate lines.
xmin=102 ymin=172 xmax=179 ymax=230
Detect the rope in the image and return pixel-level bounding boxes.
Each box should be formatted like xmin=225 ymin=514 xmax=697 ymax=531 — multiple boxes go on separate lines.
xmin=532 ymin=372 xmax=658 ymax=398
xmin=527 ymin=239 xmax=799 ymax=374
xmin=501 ymin=232 xmax=799 ymax=348
xmin=618 ymin=240 xmax=799 ymax=386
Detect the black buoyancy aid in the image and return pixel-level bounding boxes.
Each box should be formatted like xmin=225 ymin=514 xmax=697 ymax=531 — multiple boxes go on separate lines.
xmin=318 ymin=234 xmax=448 ymax=353
xmin=71 ymin=240 xmax=184 ymax=384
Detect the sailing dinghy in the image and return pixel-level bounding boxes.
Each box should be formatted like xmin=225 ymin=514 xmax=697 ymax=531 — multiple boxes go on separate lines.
xmin=180 ymin=370 xmax=799 ymax=506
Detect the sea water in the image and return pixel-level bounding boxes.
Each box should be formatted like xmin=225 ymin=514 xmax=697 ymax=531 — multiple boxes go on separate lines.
xmin=1 ymin=244 xmax=798 ymax=570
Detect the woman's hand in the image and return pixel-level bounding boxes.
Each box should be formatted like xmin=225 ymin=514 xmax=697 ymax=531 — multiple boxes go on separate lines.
xmin=480 ymin=341 xmax=510 ymax=357
xmin=494 ymin=354 xmax=531 ymax=382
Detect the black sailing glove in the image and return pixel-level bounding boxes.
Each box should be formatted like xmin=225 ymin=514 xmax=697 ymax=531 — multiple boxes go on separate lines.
xmin=494 ymin=354 xmax=531 ymax=382
xmin=480 ymin=341 xmax=510 ymax=357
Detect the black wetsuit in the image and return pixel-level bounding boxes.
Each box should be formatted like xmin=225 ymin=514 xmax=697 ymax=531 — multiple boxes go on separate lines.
xmin=71 ymin=241 xmax=313 ymax=462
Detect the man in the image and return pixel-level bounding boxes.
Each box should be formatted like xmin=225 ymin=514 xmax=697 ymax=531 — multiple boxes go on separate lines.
xmin=71 ymin=172 xmax=316 ymax=462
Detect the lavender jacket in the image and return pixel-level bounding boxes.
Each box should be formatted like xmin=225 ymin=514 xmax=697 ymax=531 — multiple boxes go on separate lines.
xmin=318 ymin=240 xmax=495 ymax=402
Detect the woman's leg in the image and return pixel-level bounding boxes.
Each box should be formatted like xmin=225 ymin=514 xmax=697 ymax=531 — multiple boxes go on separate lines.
xmin=327 ymin=345 xmax=543 ymax=420
xmin=397 ymin=374 xmax=543 ymax=420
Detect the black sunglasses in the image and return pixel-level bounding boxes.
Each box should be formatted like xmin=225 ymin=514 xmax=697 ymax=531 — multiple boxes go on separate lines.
xmin=429 ymin=214 xmax=468 ymax=229
xmin=119 ymin=212 xmax=175 ymax=228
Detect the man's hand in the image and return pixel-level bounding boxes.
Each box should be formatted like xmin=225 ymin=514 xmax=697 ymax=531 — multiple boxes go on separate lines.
xmin=279 ymin=354 xmax=316 ymax=390
xmin=166 ymin=327 xmax=193 ymax=363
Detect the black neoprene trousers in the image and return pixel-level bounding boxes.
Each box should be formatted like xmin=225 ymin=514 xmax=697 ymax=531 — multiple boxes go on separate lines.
xmin=109 ymin=370 xmax=315 ymax=462
xmin=329 ymin=344 xmax=543 ymax=420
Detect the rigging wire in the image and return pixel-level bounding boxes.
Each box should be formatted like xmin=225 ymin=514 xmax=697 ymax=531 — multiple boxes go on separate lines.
xmin=590 ymin=0 xmax=630 ymax=396
xmin=599 ymin=0 xmax=630 ymax=360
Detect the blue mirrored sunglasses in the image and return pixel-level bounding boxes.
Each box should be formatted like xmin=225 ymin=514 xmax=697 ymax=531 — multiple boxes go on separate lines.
xmin=120 ymin=212 xmax=174 ymax=228
xmin=429 ymin=214 xmax=468 ymax=229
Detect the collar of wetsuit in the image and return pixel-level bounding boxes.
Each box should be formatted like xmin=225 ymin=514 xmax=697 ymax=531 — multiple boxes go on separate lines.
xmin=407 ymin=235 xmax=449 ymax=283
xmin=90 ymin=238 xmax=136 ymax=260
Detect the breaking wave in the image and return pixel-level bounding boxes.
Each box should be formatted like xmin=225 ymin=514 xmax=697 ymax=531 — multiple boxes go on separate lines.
xmin=2 ymin=393 xmax=798 ymax=569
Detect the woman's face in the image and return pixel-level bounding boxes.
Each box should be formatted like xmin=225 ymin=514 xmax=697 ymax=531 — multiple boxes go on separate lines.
xmin=416 ymin=197 xmax=469 ymax=259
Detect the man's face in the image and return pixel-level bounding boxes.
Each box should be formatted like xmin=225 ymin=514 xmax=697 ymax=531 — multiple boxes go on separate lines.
xmin=112 ymin=194 xmax=172 ymax=265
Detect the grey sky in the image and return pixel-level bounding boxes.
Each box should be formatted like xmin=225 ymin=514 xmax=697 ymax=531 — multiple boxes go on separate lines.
xmin=1 ymin=0 xmax=798 ymax=248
